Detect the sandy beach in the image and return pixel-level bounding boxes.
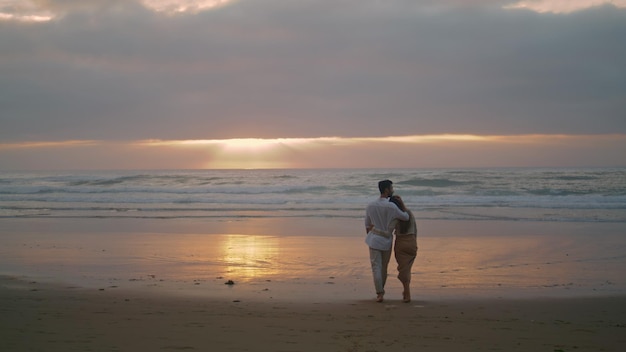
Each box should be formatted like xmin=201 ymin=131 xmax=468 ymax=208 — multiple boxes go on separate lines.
xmin=2 ymin=276 xmax=625 ymax=352
xmin=1 ymin=217 xmax=626 ymax=351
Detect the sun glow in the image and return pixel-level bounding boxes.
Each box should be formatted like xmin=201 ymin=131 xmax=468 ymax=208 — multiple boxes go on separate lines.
xmin=138 ymin=137 xmax=313 ymax=169
xmin=218 ymin=138 xmax=305 ymax=152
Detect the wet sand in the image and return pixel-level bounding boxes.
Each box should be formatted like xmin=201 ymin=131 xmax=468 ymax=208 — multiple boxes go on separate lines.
xmin=1 ymin=218 xmax=624 ymax=300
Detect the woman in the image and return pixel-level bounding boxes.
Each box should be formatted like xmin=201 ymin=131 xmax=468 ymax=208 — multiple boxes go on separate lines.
xmin=389 ymin=195 xmax=418 ymax=303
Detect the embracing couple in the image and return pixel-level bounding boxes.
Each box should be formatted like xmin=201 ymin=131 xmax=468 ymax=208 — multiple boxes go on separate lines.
xmin=364 ymin=179 xmax=418 ymax=303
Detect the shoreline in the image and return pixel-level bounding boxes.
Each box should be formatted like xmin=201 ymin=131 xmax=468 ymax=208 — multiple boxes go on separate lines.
xmin=1 ymin=217 xmax=625 ymax=301
xmin=2 ymin=275 xmax=625 ymax=352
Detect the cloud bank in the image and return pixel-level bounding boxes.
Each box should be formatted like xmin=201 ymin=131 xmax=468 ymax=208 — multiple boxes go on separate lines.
xmin=1 ymin=1 xmax=625 ymax=147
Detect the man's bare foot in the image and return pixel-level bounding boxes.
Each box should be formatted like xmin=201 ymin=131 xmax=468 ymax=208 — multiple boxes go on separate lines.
xmin=376 ymin=294 xmax=384 ymax=302
xmin=402 ymin=291 xmax=411 ymax=303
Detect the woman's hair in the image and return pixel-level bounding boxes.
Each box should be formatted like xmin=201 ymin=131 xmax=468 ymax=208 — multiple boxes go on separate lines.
xmin=390 ymin=196 xmax=411 ymax=234
xmin=389 ymin=195 xmax=404 ymax=211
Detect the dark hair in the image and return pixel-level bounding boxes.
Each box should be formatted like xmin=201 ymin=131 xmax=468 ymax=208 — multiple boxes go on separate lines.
xmin=378 ymin=180 xmax=393 ymax=194
xmin=389 ymin=195 xmax=402 ymax=208
xmin=390 ymin=196 xmax=411 ymax=233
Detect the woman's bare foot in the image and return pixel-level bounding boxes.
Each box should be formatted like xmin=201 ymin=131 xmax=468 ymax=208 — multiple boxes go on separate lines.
xmin=402 ymin=290 xmax=411 ymax=303
xmin=376 ymin=293 xmax=384 ymax=302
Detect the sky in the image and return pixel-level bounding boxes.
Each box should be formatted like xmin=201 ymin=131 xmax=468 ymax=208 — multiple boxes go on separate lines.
xmin=1 ymin=0 xmax=625 ymax=170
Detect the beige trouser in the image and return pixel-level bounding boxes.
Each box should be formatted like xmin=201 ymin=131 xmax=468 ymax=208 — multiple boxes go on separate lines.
xmin=369 ymin=248 xmax=392 ymax=295
xmin=394 ymin=235 xmax=417 ymax=284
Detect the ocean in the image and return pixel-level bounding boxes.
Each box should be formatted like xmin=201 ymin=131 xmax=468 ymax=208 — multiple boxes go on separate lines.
xmin=1 ymin=167 xmax=625 ymax=223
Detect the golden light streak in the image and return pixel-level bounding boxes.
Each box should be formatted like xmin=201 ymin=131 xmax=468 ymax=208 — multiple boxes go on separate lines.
xmin=134 ymin=134 xmax=624 ymax=169
xmin=1 ymin=134 xmax=624 ymax=169
xmin=0 ymin=12 xmax=53 ymax=22
xmin=352 ymin=134 xmax=494 ymax=143
xmin=136 ymin=135 xmax=444 ymax=147
xmin=0 ymin=140 xmax=99 ymax=150
xmin=3 ymin=134 xmax=622 ymax=151
xmin=136 ymin=134 xmax=604 ymax=149
xmin=138 ymin=137 xmax=318 ymax=147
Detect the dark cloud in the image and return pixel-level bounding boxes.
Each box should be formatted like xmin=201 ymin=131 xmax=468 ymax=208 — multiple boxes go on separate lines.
xmin=1 ymin=0 xmax=625 ymax=142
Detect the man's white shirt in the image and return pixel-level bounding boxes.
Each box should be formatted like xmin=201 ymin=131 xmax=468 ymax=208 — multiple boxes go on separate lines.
xmin=364 ymin=198 xmax=409 ymax=250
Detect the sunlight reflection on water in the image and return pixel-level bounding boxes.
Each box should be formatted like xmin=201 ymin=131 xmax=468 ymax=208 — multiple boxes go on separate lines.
xmin=1 ymin=218 xmax=625 ymax=300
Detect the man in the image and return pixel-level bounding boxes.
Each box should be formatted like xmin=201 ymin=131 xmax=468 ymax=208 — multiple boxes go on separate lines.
xmin=364 ymin=179 xmax=409 ymax=302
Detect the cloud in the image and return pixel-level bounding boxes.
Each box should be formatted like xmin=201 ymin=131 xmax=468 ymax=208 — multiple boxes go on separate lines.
xmin=141 ymin=0 xmax=236 ymax=14
xmin=0 ymin=0 xmax=135 ymax=21
xmin=1 ymin=0 xmax=625 ymax=144
xmin=505 ymin=1 xmax=626 ymax=14
xmin=0 ymin=0 xmax=236 ymax=21
xmin=2 ymin=1 xmax=624 ymax=22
